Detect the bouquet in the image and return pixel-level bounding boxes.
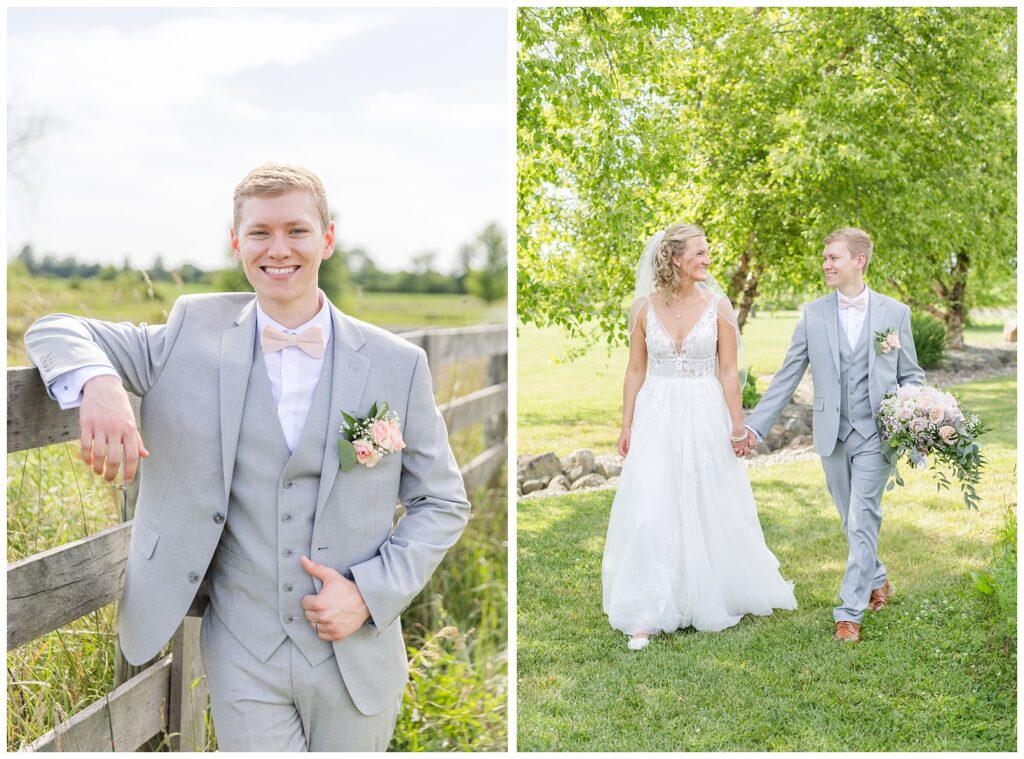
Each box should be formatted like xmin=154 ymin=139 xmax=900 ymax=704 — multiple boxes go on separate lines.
xmin=338 ymin=401 xmax=405 ymax=471
xmin=875 ymin=384 xmax=985 ymax=509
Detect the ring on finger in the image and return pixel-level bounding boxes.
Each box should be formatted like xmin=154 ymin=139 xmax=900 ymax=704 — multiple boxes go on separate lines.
xmin=315 ymin=621 xmax=321 ymax=634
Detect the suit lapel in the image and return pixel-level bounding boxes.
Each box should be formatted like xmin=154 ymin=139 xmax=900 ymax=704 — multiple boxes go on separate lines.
xmin=823 ymin=291 xmax=840 ymax=376
xmin=315 ymin=305 xmax=371 ymax=524
xmin=219 ymin=300 xmax=257 ymax=503
xmin=867 ymin=288 xmax=886 ymax=377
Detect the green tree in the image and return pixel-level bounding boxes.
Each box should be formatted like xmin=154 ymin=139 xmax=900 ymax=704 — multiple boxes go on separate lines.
xmin=465 ymin=223 xmax=508 ymax=303
xmin=518 ymin=7 xmax=1016 ymax=346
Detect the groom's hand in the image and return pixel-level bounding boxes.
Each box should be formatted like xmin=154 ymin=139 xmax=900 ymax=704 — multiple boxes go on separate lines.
xmin=80 ymin=375 xmax=149 ymax=482
xmin=300 ymin=555 xmax=371 ymax=641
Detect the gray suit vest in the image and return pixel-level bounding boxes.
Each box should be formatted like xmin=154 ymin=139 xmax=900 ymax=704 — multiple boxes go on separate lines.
xmin=837 ymin=313 xmax=875 ymax=441
xmin=207 ymin=338 xmax=335 ymax=666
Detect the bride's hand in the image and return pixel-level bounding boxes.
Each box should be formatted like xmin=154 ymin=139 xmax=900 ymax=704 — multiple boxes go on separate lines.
xmin=618 ymin=428 xmax=631 ymax=457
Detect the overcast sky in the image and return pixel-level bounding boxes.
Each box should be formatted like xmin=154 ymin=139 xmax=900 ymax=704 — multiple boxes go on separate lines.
xmin=7 ymin=7 xmax=508 ymax=272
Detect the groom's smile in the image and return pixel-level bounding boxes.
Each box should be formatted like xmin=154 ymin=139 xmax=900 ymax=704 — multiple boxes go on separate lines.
xmin=231 ymin=190 xmax=335 ymax=327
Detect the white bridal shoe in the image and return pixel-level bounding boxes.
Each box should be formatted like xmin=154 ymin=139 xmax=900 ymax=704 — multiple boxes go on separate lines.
xmin=627 ymin=635 xmax=651 ymax=651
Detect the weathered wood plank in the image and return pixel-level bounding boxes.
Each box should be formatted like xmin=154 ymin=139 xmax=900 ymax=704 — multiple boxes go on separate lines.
xmin=7 ymin=522 xmax=131 ymax=649
xmin=7 ymin=366 xmax=141 ymax=454
xmin=168 ymin=618 xmax=208 ymax=751
xmin=400 ymin=324 xmax=507 ymax=368
xmin=438 ymin=383 xmax=508 ymax=435
xmin=484 ymin=354 xmax=508 ymax=447
xmin=460 ymin=441 xmax=507 ymax=494
xmin=25 ymin=655 xmax=171 ymax=752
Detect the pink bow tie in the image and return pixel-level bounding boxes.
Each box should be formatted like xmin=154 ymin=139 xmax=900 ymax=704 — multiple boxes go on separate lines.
xmin=839 ymin=295 xmax=865 ymax=312
xmin=260 ymin=325 xmax=324 ymax=359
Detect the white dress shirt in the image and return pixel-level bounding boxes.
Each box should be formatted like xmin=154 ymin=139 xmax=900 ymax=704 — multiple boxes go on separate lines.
xmin=47 ymin=292 xmax=333 ymax=453
xmin=838 ymin=286 xmax=869 ymax=349
xmin=255 ymin=294 xmax=332 ymax=452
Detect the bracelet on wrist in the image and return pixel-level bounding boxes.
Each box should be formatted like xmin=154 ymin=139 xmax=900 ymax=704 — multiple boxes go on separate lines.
xmin=730 ymin=431 xmax=748 ymax=443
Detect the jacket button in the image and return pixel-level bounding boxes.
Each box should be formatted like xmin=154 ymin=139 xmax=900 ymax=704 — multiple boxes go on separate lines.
xmin=284 ymin=615 xmax=296 ymax=624
xmin=281 ymin=514 xmax=293 ymax=523
xmin=213 ymin=512 xmax=225 ymax=524
xmin=283 ymin=584 xmax=294 ymax=592
xmin=283 ymin=481 xmax=295 ymax=489
xmin=188 ymin=572 xmax=200 ymax=584
xmin=282 ymin=549 xmax=294 ymax=558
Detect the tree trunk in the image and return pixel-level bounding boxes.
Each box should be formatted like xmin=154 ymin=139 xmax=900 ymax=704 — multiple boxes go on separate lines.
xmin=945 ymin=250 xmax=969 ymax=350
xmin=727 ymin=233 xmax=760 ymax=331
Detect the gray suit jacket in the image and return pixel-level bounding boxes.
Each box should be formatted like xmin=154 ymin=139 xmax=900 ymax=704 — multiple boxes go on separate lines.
xmin=745 ymin=289 xmax=925 ymax=457
xmin=25 ymin=293 xmax=471 ymax=715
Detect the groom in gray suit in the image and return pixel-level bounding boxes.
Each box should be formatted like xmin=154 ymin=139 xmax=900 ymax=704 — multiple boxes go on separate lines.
xmin=743 ymin=228 xmax=924 ymax=643
xmin=25 ymin=163 xmax=471 ymax=749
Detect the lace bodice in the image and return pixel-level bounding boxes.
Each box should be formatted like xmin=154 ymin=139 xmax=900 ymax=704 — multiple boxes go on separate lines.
xmin=645 ymin=295 xmax=719 ymax=378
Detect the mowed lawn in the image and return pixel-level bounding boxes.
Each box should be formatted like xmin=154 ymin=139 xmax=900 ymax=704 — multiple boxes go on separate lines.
xmin=517 ymin=376 xmax=1016 ymax=752
xmin=518 ymin=314 xmax=1012 ymax=455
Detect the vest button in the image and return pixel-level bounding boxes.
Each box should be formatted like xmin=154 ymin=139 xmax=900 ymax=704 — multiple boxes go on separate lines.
xmin=283 ymin=584 xmax=294 ymax=592
xmin=281 ymin=514 xmax=293 ymax=523
xmin=283 ymin=481 xmax=295 ymax=489
xmin=284 ymin=615 xmax=296 ymax=623
xmin=212 ymin=512 xmax=225 ymax=524
xmin=187 ymin=572 xmax=200 ymax=584
xmin=282 ymin=549 xmax=294 ymax=558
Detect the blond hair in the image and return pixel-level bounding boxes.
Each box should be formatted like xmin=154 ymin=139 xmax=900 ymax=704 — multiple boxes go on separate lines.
xmin=654 ymin=224 xmax=706 ymax=291
xmin=233 ymin=162 xmax=330 ymax=233
xmin=824 ymin=227 xmax=873 ymax=272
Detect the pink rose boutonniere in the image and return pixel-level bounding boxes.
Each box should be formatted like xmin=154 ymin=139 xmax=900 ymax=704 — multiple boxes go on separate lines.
xmin=338 ymin=402 xmax=405 ymax=471
xmin=874 ymin=327 xmax=901 ymax=355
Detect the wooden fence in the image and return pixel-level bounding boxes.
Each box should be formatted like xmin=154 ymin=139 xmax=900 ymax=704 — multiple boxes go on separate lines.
xmin=6 ymin=323 xmax=507 ymax=752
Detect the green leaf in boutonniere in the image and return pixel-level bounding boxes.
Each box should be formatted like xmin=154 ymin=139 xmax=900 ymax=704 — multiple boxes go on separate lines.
xmin=368 ymin=402 xmax=378 ymax=419
xmin=338 ymin=439 xmax=358 ymax=472
xmin=341 ymin=410 xmax=360 ymax=429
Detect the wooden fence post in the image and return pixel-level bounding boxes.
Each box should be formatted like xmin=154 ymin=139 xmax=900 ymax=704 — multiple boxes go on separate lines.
xmin=484 ymin=352 xmax=507 ymax=451
xmin=168 ymin=617 xmax=208 ymax=751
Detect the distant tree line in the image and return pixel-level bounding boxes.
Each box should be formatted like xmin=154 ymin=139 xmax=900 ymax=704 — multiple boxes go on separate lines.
xmin=12 ymin=221 xmax=507 ymax=303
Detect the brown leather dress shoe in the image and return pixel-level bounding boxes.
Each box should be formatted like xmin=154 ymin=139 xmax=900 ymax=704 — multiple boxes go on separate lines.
xmin=834 ymin=621 xmax=861 ymax=643
xmin=869 ymin=581 xmax=892 ymax=611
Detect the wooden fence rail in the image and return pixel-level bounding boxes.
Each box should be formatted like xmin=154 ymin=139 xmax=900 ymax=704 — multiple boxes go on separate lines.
xmin=7 ymin=323 xmax=507 ymax=752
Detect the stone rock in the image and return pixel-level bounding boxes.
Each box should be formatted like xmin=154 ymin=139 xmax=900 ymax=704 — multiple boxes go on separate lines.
xmin=594 ymin=453 xmax=624 ymax=479
xmin=606 ymin=476 xmax=621 ymax=488
xmin=561 ymin=449 xmax=596 ymax=482
xmin=547 ymin=474 xmax=571 ymax=491
xmin=570 ymin=473 xmax=607 ymax=491
xmin=1004 ymin=320 xmax=1017 ymax=343
xmin=522 ymin=479 xmax=545 ymax=495
xmin=545 ymin=478 xmax=569 ymax=495
xmin=517 ymin=452 xmax=563 ymax=484
xmin=790 ymin=434 xmax=813 ymax=448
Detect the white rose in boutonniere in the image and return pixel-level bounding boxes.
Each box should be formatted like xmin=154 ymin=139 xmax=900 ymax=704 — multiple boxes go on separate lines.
xmin=338 ymin=402 xmax=405 ymax=471
xmin=874 ymin=328 xmax=901 ymax=355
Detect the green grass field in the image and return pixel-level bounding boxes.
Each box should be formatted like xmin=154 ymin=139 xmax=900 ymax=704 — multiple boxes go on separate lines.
xmin=517 ymin=376 xmax=1016 ymax=751
xmin=6 ymin=269 xmax=505 ymax=365
xmin=518 ymin=313 xmax=1012 ymax=455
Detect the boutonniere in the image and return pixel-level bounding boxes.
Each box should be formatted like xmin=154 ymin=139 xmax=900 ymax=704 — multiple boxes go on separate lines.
xmin=874 ymin=328 xmax=901 ymax=355
xmin=337 ymin=402 xmax=406 ymax=471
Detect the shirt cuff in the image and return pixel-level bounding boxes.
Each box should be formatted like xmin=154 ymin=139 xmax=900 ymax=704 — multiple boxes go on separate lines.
xmin=744 ymin=424 xmax=764 ymax=442
xmin=50 ymin=366 xmax=120 ymax=410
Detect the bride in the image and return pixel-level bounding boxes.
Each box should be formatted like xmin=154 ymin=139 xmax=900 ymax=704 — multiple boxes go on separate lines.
xmin=602 ymin=224 xmax=797 ymax=650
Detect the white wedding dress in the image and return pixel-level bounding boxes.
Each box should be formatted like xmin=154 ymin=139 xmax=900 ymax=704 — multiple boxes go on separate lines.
xmin=602 ymin=295 xmax=797 ymax=637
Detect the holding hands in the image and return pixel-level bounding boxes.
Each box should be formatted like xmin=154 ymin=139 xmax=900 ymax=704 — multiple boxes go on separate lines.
xmin=730 ymin=427 xmax=757 ymax=458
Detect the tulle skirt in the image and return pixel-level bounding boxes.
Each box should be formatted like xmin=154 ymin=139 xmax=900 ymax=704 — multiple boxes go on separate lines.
xmin=602 ymin=374 xmax=797 ymax=636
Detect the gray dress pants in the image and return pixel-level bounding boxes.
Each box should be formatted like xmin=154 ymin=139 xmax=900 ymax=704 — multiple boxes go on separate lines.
xmin=200 ymin=604 xmax=401 ymax=751
xmin=820 ymin=429 xmax=890 ymax=624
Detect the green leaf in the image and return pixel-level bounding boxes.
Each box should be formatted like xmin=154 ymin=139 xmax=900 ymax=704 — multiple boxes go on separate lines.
xmin=338 ymin=439 xmax=358 ymax=472
xmin=341 ymin=410 xmax=359 ymax=430
xmin=368 ymin=402 xmax=379 ymax=419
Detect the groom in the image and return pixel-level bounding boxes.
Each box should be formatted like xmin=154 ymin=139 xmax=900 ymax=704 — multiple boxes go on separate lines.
xmin=24 ymin=163 xmax=471 ymax=749
xmin=743 ymin=228 xmax=924 ymax=643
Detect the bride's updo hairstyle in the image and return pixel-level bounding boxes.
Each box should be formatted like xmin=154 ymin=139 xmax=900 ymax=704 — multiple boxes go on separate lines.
xmin=654 ymin=224 xmax=705 ymax=291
